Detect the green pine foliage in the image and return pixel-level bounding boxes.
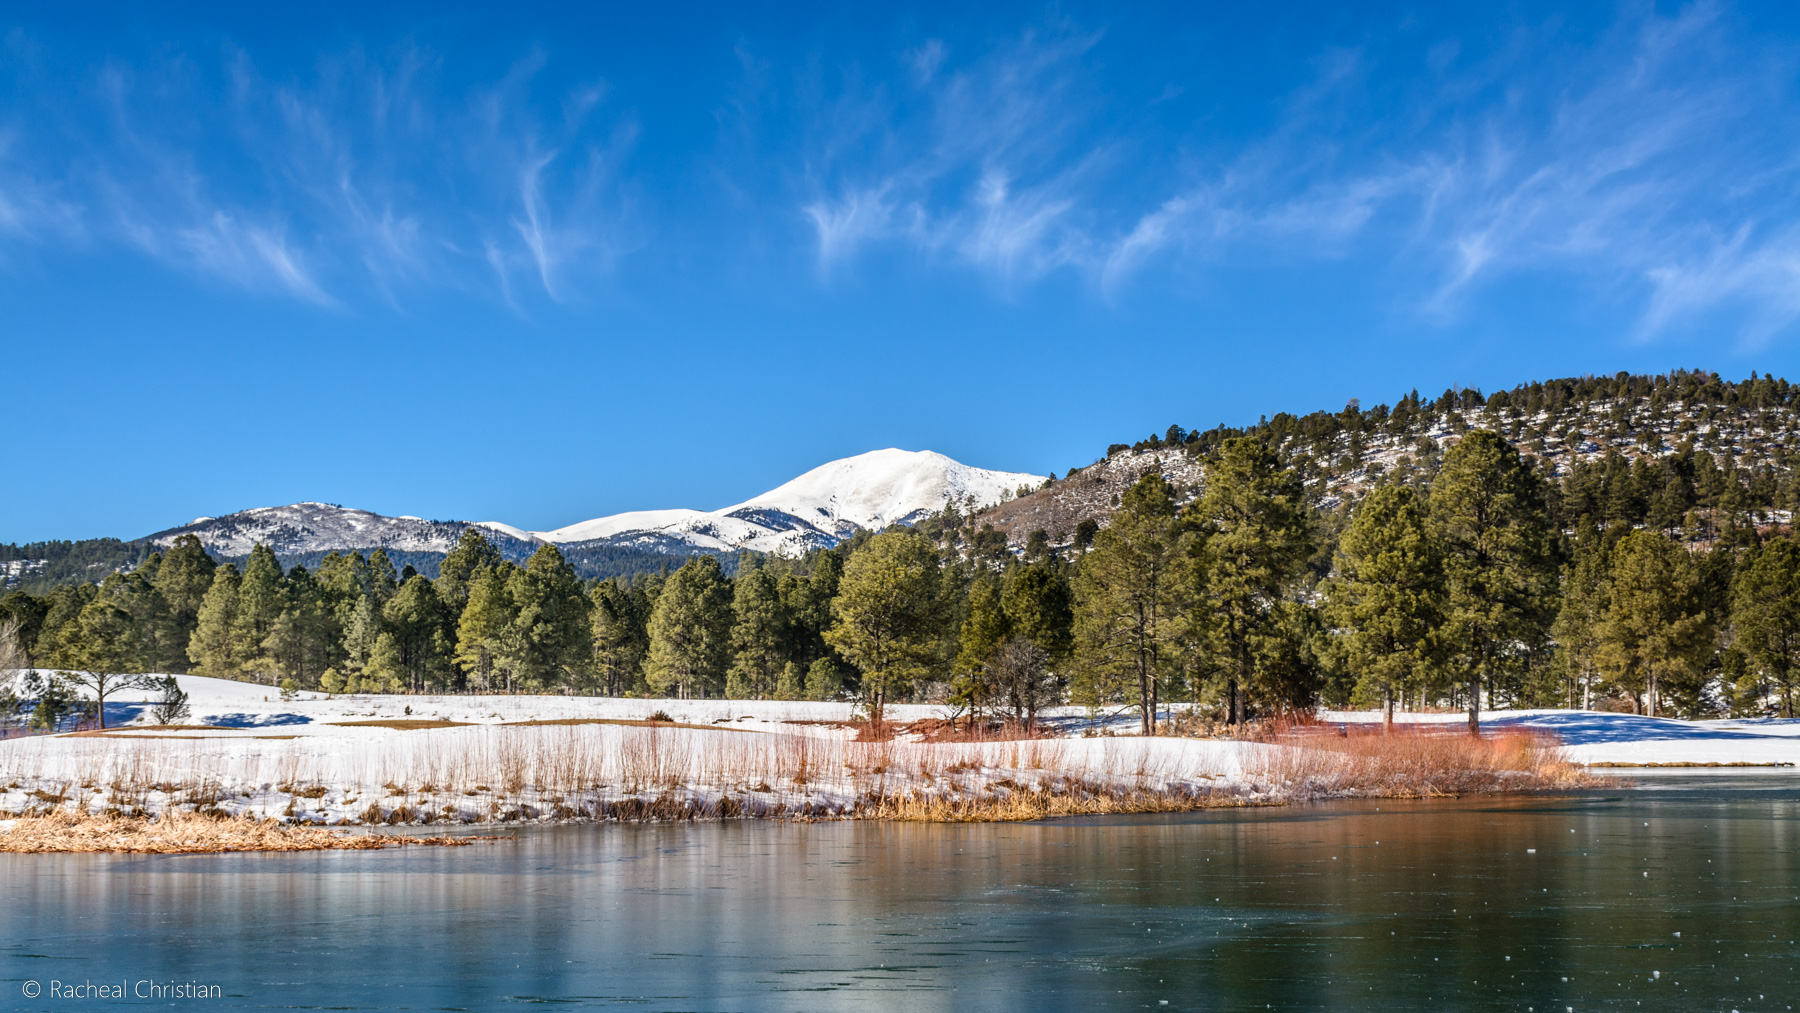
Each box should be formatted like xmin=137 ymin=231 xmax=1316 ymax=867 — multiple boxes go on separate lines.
xmin=645 ymin=556 xmax=733 ymax=698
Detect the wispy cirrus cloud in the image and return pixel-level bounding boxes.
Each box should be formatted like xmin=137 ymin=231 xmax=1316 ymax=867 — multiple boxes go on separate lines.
xmin=789 ymin=4 xmax=1800 ymax=342
xmin=792 ymin=26 xmax=1108 ymax=283
xmin=0 ymin=36 xmax=636 ymax=308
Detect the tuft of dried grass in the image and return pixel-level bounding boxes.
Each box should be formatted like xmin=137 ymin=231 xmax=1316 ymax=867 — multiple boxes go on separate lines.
xmin=1251 ymin=723 xmax=1602 ymax=797
xmin=0 ymin=809 xmax=490 ymax=853
xmin=849 ymin=782 xmax=1266 ymax=822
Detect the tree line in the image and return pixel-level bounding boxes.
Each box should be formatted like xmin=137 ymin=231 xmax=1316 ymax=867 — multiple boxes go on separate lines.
xmin=5 ymin=427 xmax=1800 ymax=732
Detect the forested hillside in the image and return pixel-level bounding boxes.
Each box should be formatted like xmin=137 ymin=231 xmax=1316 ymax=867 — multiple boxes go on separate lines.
xmin=7 ymin=368 xmax=1800 ymax=731
xmin=975 ymin=368 xmax=1800 ymax=550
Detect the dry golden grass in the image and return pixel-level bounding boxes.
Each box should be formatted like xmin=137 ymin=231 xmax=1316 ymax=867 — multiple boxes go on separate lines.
xmin=326 ymin=719 xmax=472 ymax=730
xmin=847 ymin=784 xmax=1270 ymax=822
xmin=501 ymin=717 xmax=750 ymax=732
xmin=1251 ymin=724 xmax=1602 ymax=797
xmin=0 ymin=809 xmax=487 ymax=853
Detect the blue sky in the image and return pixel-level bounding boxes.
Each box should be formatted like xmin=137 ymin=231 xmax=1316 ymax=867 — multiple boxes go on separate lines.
xmin=6 ymin=2 xmax=1800 ymax=542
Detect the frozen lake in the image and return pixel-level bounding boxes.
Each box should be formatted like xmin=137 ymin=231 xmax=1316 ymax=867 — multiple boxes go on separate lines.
xmin=4 ymin=774 xmax=1797 ymax=1010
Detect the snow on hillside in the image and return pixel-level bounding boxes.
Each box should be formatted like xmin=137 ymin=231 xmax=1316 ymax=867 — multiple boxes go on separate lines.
xmin=538 ymin=449 xmax=1045 ymax=556
xmin=142 ymin=450 xmax=1045 ymax=562
xmin=725 ymin=449 xmax=1043 ymax=539
xmin=144 ymin=503 xmax=528 ymax=558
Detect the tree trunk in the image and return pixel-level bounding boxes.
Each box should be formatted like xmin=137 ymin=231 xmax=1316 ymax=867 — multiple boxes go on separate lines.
xmin=1382 ymin=684 xmax=1393 ymax=731
xmin=1647 ymin=669 xmax=1658 ymax=719
xmin=1467 ymin=655 xmax=1481 ymax=735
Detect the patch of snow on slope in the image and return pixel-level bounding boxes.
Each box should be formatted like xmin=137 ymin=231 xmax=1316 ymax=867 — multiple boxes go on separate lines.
xmin=537 ymin=449 xmax=1045 ymax=555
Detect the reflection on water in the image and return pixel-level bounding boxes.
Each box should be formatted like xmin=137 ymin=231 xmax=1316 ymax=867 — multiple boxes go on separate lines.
xmin=4 ymin=775 xmax=1798 ymax=1010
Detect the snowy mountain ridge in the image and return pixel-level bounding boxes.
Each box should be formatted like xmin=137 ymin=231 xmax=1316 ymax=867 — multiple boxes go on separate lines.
xmin=145 ymin=450 xmax=1044 ymax=561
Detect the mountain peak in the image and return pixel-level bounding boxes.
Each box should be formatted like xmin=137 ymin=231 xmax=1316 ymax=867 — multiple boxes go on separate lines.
xmin=144 ymin=449 xmax=1042 ymax=564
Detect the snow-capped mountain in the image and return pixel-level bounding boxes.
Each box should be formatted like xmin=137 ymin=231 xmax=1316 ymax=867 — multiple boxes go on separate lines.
xmin=143 ymin=450 xmax=1044 ymax=562
xmin=540 ymin=449 xmax=1043 ymax=555
xmin=143 ymin=503 xmax=542 ymax=559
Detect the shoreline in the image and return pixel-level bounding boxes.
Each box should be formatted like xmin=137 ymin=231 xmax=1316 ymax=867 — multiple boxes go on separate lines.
xmin=1 ymin=768 xmax=1599 ymax=852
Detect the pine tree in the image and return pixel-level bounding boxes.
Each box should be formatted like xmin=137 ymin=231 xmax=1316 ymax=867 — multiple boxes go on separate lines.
xmin=1551 ymin=544 xmax=1610 ymax=710
xmin=804 ymin=657 xmax=845 ymax=700
xmin=589 ymin=579 xmax=650 ymax=696
xmin=1002 ymin=562 xmax=1074 ymax=660
xmin=1324 ymin=484 xmax=1444 ymax=726
xmin=232 ymin=545 xmax=286 ymax=684
xmin=438 ymin=529 xmax=503 ymax=619
xmin=1730 ymin=536 xmax=1800 ymax=717
xmin=506 ymin=546 xmax=590 ymax=691
xmin=1071 ymin=474 xmax=1186 ymax=734
xmin=367 ymin=548 xmax=400 ymax=605
xmin=645 ymin=556 xmax=733 ymax=698
xmin=951 ymin=575 xmax=1009 ymax=720
xmin=825 ymin=530 xmax=946 ymax=726
xmin=385 ymin=575 xmax=454 ymax=693
xmin=340 ymin=594 xmax=385 ymax=686
xmin=726 ymin=566 xmax=790 ymax=700
xmin=1431 ymin=430 xmax=1559 ymax=732
xmin=153 ymin=534 xmax=216 ymax=667
xmin=188 ymin=564 xmax=241 ymax=676
xmin=1597 ymin=530 xmax=1710 ymax=717
xmin=1187 ymin=439 xmax=1313 ymax=723
xmin=261 ymin=565 xmax=333 ymax=688
xmin=456 ymin=564 xmax=519 ymax=692
xmin=363 ymin=631 xmax=406 ymax=693
xmin=52 ymin=588 xmax=151 ymax=729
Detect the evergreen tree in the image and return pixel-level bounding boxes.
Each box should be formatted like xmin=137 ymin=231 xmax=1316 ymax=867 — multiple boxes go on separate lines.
xmin=506 ymin=546 xmax=590 ymax=691
xmin=0 ymin=591 xmax=50 ymax=669
xmin=363 ymin=631 xmax=406 ymax=693
xmin=340 ymin=594 xmax=385 ymax=687
xmin=824 ymin=530 xmax=945 ymax=725
xmin=1551 ymin=544 xmax=1610 ymax=710
xmin=1324 ymin=484 xmax=1444 ymax=725
xmin=385 ymin=575 xmax=454 ymax=692
xmin=33 ymin=583 xmax=98 ymax=670
xmin=1071 ymin=474 xmax=1186 ymax=734
xmin=726 ymin=565 xmax=790 ymax=699
xmin=1187 ymin=438 xmax=1314 ymax=722
xmin=153 ymin=534 xmax=216 ymax=667
xmin=456 ymin=564 xmax=519 ymax=692
xmin=1002 ymin=561 xmax=1075 ymax=661
xmin=645 ymin=556 xmax=733 ymax=698
xmin=1730 ymin=536 xmax=1800 ymax=717
xmin=589 ymin=578 xmax=650 ymax=696
xmin=951 ymin=574 xmax=1009 ymax=720
xmin=437 ymin=529 xmax=503 ymax=618
xmin=232 ymin=545 xmax=286 ymax=684
xmin=1596 ymin=530 xmax=1710 ymax=717
xmin=188 ymin=564 xmax=241 ymax=676
xmin=787 ymin=551 xmax=842 ymax=670
xmin=260 ymin=565 xmax=333 ymax=688
xmin=804 ymin=656 xmax=845 ymax=700
xmin=52 ymin=583 xmax=156 ymax=729
xmin=1431 ymin=430 xmax=1559 ymax=732
xmin=366 ymin=548 xmax=400 ymax=605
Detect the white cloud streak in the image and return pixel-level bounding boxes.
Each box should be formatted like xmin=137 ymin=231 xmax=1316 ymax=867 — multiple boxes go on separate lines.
xmin=794 ymin=5 xmax=1800 ymax=342
xmin=0 ymin=40 xmax=634 ymax=308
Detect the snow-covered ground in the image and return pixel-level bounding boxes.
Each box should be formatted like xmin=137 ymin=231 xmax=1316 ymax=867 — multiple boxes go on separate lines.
xmin=0 ymin=675 xmax=1266 ymax=826
xmin=4 ymin=676 xmax=1795 ymax=830
xmin=1323 ymin=708 xmax=1800 ymax=766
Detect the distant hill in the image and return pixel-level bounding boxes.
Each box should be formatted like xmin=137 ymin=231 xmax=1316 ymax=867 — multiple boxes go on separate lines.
xmin=972 ymin=369 xmax=1800 ymax=548
xmin=4 ymin=449 xmax=1042 ymax=590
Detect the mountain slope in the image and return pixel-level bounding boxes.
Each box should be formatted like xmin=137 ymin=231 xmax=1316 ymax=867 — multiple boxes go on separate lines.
xmin=538 ymin=449 xmax=1042 ymax=556
xmin=142 ymin=502 xmax=549 ymax=563
xmin=136 ymin=450 xmax=1045 ymax=569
